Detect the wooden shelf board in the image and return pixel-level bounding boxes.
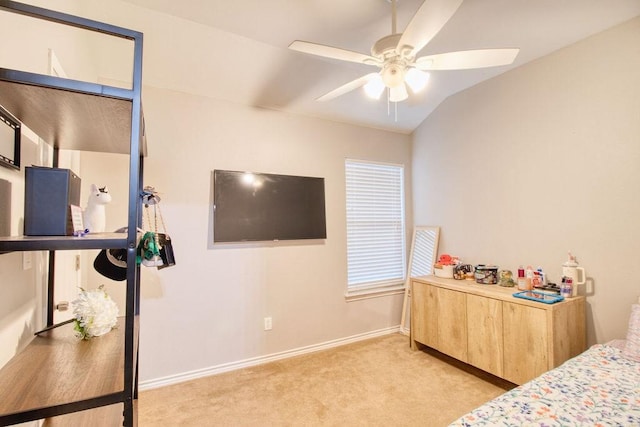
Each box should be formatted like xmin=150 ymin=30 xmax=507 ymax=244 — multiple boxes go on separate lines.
xmin=43 ymin=403 xmax=124 ymax=426
xmin=0 ymin=68 xmax=146 ymax=155
xmin=0 ymin=233 xmax=128 ymax=251
xmin=0 ymin=318 xmax=125 ymax=422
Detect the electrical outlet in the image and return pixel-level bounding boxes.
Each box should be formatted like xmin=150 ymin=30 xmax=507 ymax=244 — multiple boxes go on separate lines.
xmin=264 ymin=317 xmax=272 ymax=331
xmin=75 ymin=254 xmax=81 ymax=271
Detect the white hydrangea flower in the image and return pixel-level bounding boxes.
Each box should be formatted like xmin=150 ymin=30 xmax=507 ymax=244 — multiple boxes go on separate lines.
xmin=72 ymin=286 xmax=119 ymax=339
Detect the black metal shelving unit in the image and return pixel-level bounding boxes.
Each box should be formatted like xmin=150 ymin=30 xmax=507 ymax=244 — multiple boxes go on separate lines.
xmin=0 ymin=1 xmax=145 ymax=425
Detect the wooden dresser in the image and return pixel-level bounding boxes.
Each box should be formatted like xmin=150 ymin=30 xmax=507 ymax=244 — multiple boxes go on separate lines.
xmin=411 ymin=275 xmax=586 ymax=384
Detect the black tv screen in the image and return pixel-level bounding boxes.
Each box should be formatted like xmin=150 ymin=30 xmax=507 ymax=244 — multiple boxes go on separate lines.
xmin=213 ymin=169 xmax=327 ymax=242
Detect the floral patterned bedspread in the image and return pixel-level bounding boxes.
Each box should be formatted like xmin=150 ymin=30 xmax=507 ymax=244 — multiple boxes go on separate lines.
xmin=449 ymin=344 xmax=640 ymax=426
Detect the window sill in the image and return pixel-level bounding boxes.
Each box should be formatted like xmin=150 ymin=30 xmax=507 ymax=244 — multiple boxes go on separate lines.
xmin=344 ymin=284 xmax=406 ymax=302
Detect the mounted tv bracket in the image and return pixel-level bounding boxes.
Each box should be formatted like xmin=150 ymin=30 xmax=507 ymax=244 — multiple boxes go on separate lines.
xmin=0 ymin=104 xmax=21 ymax=170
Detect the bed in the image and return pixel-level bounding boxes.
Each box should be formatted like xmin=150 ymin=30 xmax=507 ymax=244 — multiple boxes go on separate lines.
xmin=450 ymin=304 xmax=640 ymax=426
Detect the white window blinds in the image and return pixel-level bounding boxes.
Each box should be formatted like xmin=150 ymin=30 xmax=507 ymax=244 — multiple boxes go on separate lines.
xmin=345 ymin=159 xmax=406 ymax=290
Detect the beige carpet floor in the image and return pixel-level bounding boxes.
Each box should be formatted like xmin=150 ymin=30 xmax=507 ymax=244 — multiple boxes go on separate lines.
xmin=139 ymin=333 xmax=514 ymax=426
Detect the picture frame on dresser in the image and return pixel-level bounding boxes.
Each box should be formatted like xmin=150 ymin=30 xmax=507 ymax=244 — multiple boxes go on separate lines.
xmin=0 ymin=104 xmax=20 ymax=171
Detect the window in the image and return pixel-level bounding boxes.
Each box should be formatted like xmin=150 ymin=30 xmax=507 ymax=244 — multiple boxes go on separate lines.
xmin=345 ymin=159 xmax=406 ymax=297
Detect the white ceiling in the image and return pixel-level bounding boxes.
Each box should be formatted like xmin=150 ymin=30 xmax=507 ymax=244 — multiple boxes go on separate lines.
xmin=120 ymin=0 xmax=640 ymax=133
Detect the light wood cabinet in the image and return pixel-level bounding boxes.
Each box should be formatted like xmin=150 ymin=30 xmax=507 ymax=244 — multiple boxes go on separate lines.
xmin=411 ymin=276 xmax=437 ymax=348
xmin=467 ymin=294 xmax=503 ymax=378
xmin=411 ymin=284 xmax=467 ymax=362
xmin=411 ymin=276 xmax=586 ymax=385
xmin=435 ymin=287 xmax=467 ymax=361
xmin=502 ymin=301 xmax=548 ymax=384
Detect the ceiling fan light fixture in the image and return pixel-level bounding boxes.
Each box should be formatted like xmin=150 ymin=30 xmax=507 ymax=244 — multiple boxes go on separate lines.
xmin=382 ymin=63 xmax=405 ymax=88
xmin=405 ymin=68 xmax=430 ymax=93
xmin=289 ymin=0 xmax=519 ymax=108
xmin=389 ymin=84 xmax=408 ymax=102
xmin=363 ymin=74 xmax=385 ymax=99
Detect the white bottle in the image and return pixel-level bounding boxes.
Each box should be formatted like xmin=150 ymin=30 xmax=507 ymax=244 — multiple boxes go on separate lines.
xmin=562 ymin=252 xmax=585 ymax=297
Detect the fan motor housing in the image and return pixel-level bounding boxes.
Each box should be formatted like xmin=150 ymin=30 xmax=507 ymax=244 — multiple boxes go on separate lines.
xmin=371 ymin=34 xmax=402 ymax=58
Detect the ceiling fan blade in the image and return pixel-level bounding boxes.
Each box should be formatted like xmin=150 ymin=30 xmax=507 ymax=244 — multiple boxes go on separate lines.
xmin=415 ymin=48 xmax=519 ymax=70
xmin=397 ymin=0 xmax=463 ymax=57
xmin=289 ymin=40 xmax=378 ymax=65
xmin=316 ymin=73 xmax=379 ymax=102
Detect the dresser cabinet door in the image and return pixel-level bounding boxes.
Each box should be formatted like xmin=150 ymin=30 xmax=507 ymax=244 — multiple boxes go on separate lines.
xmin=411 ymin=280 xmax=438 ymax=348
xmin=467 ymin=294 xmax=503 ymax=377
xmin=503 ymin=301 xmax=549 ymax=384
xmin=411 ymin=282 xmax=467 ymax=361
xmin=435 ymin=287 xmax=467 ymax=362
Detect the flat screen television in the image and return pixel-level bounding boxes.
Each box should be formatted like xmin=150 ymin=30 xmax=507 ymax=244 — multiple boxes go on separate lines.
xmin=213 ymin=169 xmax=327 ymax=243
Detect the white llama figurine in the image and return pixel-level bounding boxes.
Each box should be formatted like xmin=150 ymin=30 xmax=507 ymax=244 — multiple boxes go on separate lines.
xmin=82 ymin=184 xmax=112 ymax=233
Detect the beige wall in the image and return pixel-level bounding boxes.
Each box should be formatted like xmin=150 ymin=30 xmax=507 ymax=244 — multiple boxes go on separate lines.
xmin=63 ymin=1 xmax=413 ymax=383
xmin=0 ymin=133 xmax=43 ymax=368
xmin=78 ymin=86 xmax=413 ymax=385
xmin=133 ymin=87 xmax=411 ymax=382
xmin=412 ymin=16 xmax=640 ymax=345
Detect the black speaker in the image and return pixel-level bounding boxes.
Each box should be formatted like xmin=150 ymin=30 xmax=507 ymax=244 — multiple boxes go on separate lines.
xmin=24 ymin=167 xmax=81 ymax=236
xmin=0 ymin=178 xmax=10 ymax=237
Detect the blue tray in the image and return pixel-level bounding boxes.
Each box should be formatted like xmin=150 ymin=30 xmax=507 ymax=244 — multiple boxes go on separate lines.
xmin=512 ymin=290 xmax=565 ymax=304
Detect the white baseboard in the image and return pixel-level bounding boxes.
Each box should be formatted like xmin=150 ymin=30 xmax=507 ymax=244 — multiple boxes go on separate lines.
xmin=140 ymin=326 xmax=400 ymax=391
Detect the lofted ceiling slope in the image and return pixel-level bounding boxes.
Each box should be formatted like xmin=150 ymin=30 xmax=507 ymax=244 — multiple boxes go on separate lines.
xmin=120 ymin=0 xmax=640 ymax=133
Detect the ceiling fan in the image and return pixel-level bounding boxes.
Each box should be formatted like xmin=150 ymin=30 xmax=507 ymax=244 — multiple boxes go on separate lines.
xmin=289 ymin=0 xmax=519 ymax=103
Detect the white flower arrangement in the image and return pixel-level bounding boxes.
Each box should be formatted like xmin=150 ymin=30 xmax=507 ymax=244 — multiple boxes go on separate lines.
xmin=72 ymin=285 xmax=119 ymax=340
